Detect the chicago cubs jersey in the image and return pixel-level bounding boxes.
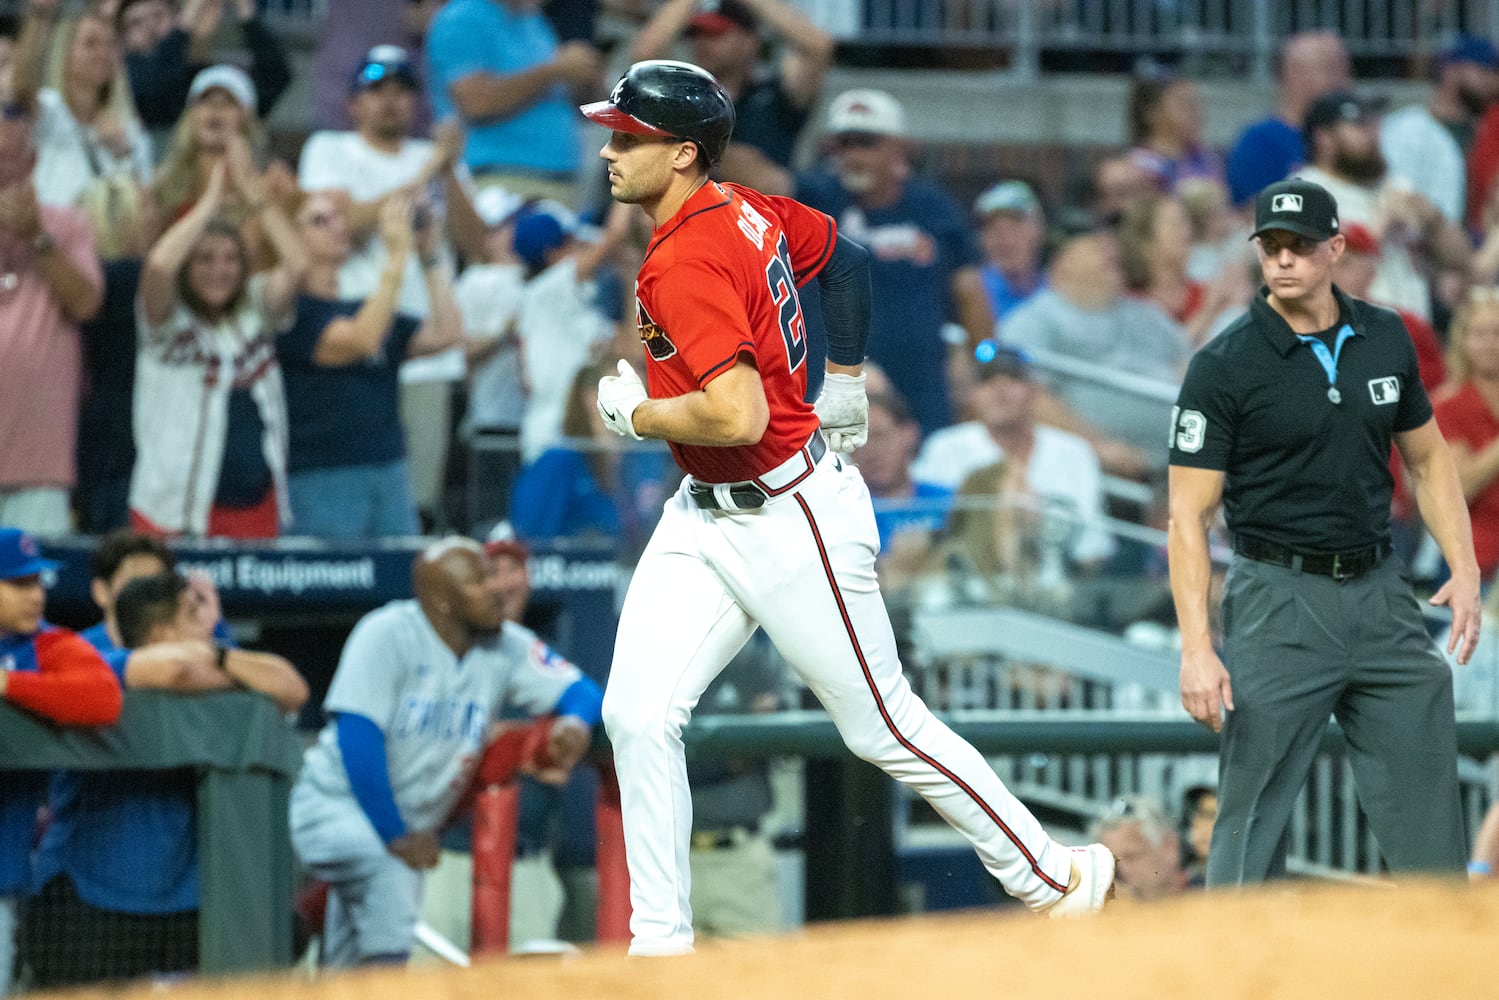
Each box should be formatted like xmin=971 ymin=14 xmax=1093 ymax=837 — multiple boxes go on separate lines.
xmin=635 ymin=180 xmax=834 ymax=483
xmin=297 ymin=600 xmax=581 ymax=831
xmin=4 ymin=625 xmax=124 ymax=901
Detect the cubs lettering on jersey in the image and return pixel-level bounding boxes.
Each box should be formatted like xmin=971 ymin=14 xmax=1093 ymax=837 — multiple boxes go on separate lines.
xmin=295 ymin=601 xmax=581 ymax=832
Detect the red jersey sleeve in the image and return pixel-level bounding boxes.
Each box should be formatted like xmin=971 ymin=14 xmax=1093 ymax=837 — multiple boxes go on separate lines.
xmin=5 ymin=629 xmax=123 ymax=726
xmin=761 ymin=193 xmax=836 ymax=285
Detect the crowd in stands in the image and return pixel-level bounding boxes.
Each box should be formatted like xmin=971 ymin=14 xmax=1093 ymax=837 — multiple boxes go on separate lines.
xmin=0 ymin=0 xmax=1495 ymax=623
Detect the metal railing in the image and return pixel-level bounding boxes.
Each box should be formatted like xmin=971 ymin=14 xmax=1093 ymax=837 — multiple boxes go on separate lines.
xmin=846 ymin=0 xmax=1499 ymax=79
xmin=893 ymin=597 xmax=1499 ymax=877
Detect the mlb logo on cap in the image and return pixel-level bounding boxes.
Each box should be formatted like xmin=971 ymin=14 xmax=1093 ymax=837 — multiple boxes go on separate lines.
xmin=1251 ymin=179 xmax=1340 ymax=242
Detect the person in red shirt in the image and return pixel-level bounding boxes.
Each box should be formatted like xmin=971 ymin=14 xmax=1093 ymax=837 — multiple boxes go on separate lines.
xmin=582 ymin=61 xmax=1116 ymax=957
xmin=1333 ymin=223 xmax=1452 ymax=549
xmin=1434 ymin=291 xmax=1499 ymax=581
xmin=0 ymin=526 xmax=122 ymax=994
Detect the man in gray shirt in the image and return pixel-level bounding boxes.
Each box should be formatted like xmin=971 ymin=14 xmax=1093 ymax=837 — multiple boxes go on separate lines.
xmin=1002 ymin=216 xmax=1191 ymax=480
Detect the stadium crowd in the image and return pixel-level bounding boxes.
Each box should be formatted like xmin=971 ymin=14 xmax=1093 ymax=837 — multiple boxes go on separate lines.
xmin=7 ymin=0 xmax=1499 ymax=988
xmin=0 ymin=0 xmax=1496 ymax=602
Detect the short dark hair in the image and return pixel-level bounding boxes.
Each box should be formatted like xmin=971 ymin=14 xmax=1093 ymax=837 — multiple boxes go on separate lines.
xmin=92 ymin=529 xmax=175 ymax=584
xmin=115 ymin=572 xmax=188 ymax=650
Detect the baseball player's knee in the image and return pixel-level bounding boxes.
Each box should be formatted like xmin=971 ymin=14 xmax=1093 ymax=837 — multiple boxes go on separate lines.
xmin=837 ymin=726 xmax=893 ymax=764
xmin=602 ymin=692 xmax=687 ymax=746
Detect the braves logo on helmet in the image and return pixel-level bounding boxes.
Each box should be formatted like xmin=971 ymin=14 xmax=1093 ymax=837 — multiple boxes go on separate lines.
xmin=636 ymin=296 xmax=677 ymax=361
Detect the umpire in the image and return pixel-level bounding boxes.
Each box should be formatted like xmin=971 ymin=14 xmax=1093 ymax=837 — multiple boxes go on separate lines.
xmin=1166 ymin=178 xmax=1482 ymax=885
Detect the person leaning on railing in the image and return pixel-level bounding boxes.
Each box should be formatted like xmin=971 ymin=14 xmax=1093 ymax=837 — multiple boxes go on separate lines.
xmin=23 ymin=569 xmax=305 ymax=990
xmin=0 ymin=527 xmax=122 ymax=1000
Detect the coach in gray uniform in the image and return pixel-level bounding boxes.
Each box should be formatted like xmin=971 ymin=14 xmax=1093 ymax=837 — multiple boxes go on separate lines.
xmin=1166 ymin=178 xmax=1482 ymax=884
xmin=290 ymin=538 xmax=602 ymax=966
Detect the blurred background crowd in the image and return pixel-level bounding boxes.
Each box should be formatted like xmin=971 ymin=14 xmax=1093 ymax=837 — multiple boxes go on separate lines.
xmin=4 ymin=0 xmax=1499 ymax=617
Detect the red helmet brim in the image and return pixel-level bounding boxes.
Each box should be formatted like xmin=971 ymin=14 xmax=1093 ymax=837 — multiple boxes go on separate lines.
xmin=580 ymin=101 xmax=674 ymax=137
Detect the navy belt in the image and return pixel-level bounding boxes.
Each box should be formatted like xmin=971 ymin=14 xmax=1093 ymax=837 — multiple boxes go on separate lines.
xmin=689 ymin=432 xmax=827 ymax=512
xmin=1233 ymin=535 xmax=1390 ymax=581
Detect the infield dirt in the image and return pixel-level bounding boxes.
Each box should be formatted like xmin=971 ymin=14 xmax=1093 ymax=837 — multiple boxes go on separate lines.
xmin=46 ymin=879 xmax=1498 ymax=1000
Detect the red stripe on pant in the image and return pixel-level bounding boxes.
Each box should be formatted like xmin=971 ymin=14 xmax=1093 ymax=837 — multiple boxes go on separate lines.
xmin=792 ymin=493 xmax=1066 ymax=894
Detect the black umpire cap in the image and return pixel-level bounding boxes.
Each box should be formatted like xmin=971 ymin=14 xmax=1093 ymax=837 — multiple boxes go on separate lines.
xmin=1250 ymin=179 xmax=1340 ymax=242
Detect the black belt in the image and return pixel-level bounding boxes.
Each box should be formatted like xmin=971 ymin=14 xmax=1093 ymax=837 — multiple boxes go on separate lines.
xmin=688 ymin=433 xmax=826 ymax=511
xmin=689 ymin=824 xmax=758 ymax=851
xmin=1233 ymin=535 xmax=1390 ymax=581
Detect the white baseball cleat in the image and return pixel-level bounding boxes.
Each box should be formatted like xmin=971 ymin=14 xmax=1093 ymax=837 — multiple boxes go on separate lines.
xmin=1045 ymin=843 xmax=1117 ymax=918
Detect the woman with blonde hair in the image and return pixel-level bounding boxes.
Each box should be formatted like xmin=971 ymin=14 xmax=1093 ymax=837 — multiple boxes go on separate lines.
xmin=11 ymin=0 xmax=155 ymax=255
xmin=1433 ymin=288 xmax=1499 ymax=581
xmin=152 ymin=62 xmax=277 ymax=252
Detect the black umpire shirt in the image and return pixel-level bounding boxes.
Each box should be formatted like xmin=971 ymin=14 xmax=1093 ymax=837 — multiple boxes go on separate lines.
xmin=1168 ymin=285 xmax=1431 ymax=552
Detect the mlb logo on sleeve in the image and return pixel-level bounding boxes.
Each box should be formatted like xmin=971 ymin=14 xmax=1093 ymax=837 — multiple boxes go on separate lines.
xmin=1368 ymin=377 xmax=1400 ymax=405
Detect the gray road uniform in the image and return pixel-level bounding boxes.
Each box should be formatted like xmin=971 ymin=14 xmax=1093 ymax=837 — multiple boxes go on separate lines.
xmin=1169 ymin=287 xmax=1466 ymax=884
xmin=290 ymin=600 xmax=580 ymax=963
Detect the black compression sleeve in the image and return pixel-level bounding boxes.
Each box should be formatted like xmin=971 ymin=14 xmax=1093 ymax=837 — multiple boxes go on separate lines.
xmin=815 ymin=233 xmax=871 ymax=367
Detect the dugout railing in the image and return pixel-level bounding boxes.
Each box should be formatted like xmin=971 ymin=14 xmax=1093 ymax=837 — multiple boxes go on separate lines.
xmin=0 ymin=690 xmax=302 ymax=979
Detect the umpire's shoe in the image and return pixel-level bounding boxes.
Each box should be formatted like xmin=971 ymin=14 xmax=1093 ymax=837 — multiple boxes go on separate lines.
xmin=1044 ymin=844 xmax=1117 ymax=918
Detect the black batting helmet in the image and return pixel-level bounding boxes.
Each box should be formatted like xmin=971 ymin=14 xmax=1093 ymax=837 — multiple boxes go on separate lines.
xmin=581 ymin=60 xmax=736 ymax=167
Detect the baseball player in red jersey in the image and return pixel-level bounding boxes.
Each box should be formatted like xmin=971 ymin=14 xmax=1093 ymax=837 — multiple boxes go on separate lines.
xmin=583 ymin=61 xmax=1116 ymax=955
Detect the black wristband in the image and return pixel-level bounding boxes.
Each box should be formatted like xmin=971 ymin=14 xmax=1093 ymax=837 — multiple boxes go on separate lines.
xmin=215 ymin=644 xmax=229 ymax=671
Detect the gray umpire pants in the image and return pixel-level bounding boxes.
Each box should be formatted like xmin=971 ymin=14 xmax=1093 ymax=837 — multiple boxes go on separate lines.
xmin=1206 ymin=554 xmax=1466 ymax=885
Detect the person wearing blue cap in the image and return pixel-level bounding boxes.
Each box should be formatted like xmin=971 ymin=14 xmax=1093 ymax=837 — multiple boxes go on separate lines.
xmin=298 ymin=44 xmax=491 ymax=532
xmin=510 ymin=199 xmax=637 ymax=466
xmin=0 ymin=526 xmax=122 ymax=997
xmin=1381 ymin=34 xmax=1499 ymax=223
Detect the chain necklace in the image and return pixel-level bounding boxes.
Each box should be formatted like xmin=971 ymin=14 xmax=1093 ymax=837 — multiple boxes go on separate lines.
xmin=0 ymin=221 xmax=25 ymax=296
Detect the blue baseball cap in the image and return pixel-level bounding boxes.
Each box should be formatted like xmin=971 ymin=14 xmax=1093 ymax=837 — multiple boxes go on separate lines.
xmin=0 ymin=528 xmax=60 ymax=581
xmin=512 ymin=201 xmax=578 ymax=271
xmin=1443 ymin=35 xmax=1499 ymax=70
xmin=353 ymin=45 xmax=419 ymax=93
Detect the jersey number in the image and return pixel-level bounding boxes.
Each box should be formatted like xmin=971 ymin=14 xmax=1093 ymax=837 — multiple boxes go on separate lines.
xmin=1171 ymin=406 xmax=1207 ymax=453
xmin=765 ymin=233 xmax=807 ymax=374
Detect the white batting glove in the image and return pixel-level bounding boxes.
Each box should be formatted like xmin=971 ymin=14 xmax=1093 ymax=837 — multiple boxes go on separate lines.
xmin=814 ymin=371 xmax=868 ymax=453
xmin=597 ymin=359 xmax=646 ymax=440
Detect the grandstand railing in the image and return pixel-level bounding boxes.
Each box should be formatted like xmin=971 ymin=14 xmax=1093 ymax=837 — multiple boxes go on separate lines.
xmin=238 ymin=0 xmax=1499 ymax=80
xmin=892 ymin=586 xmax=1498 ymax=879
xmin=836 ymin=0 xmax=1499 ymax=78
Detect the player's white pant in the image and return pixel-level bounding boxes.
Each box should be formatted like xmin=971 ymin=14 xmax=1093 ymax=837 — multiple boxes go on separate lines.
xmin=289 ymin=782 xmax=425 ymax=966
xmin=603 ymin=449 xmax=1071 ymax=956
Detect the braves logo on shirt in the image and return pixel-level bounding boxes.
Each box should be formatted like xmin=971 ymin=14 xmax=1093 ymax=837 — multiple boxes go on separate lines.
xmin=636 ymin=296 xmax=677 ymax=361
